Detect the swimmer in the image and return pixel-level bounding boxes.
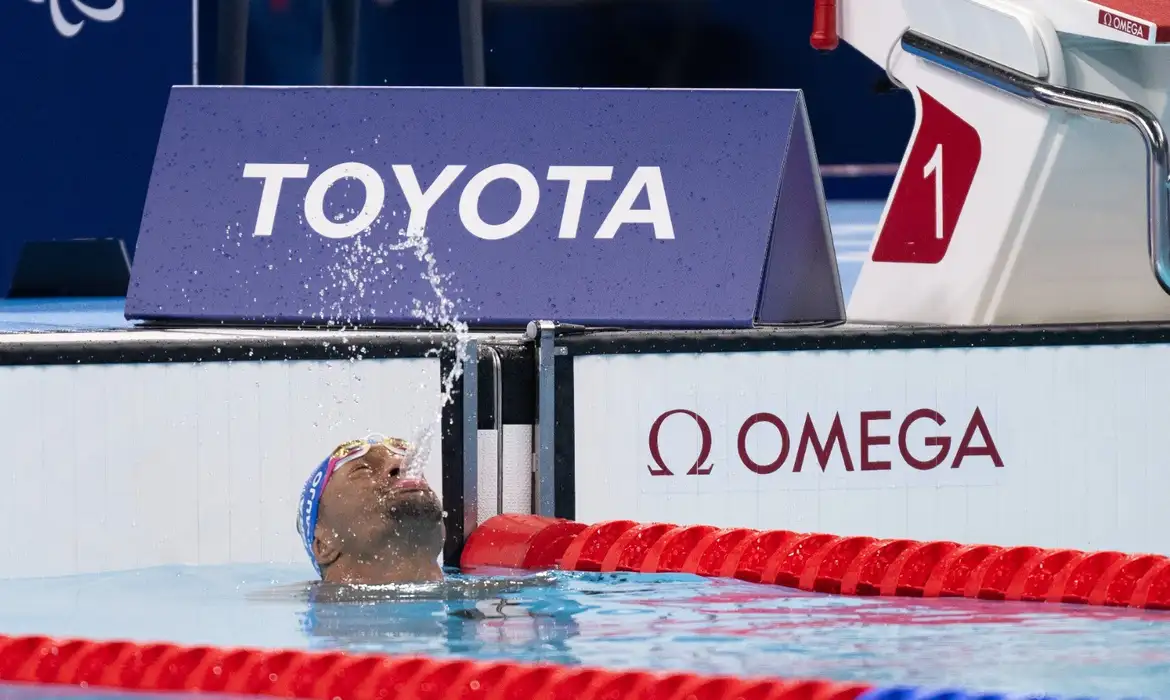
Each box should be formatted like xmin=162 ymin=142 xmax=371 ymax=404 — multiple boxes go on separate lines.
xmin=297 ymin=435 xmax=445 ymax=585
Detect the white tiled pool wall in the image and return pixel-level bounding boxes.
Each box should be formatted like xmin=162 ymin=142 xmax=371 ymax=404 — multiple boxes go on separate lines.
xmin=9 ymin=337 xmax=1168 ymax=579
xmin=0 ymin=357 xmax=448 ymax=579
xmin=573 ymin=343 xmax=1170 ymax=557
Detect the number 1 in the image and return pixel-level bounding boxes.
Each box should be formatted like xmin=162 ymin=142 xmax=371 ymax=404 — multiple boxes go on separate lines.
xmin=923 ymin=143 xmax=944 ymax=240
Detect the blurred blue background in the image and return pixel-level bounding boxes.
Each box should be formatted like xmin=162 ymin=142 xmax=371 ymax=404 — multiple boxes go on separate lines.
xmin=1 ymin=0 xmax=910 ymax=298
xmin=211 ymin=0 xmax=912 ymax=201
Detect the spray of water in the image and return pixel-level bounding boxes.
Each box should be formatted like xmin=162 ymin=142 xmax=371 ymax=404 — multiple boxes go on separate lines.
xmin=311 ymin=218 xmax=471 ymax=480
xmin=394 ymin=224 xmax=472 ymax=479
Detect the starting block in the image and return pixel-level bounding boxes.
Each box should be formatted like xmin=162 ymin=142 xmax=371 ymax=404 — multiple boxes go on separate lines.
xmin=826 ymin=0 xmax=1170 ymax=325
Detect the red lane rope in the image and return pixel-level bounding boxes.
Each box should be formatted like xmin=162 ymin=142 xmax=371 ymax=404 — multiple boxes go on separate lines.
xmin=462 ymin=515 xmax=1170 ymax=610
xmin=0 ymin=634 xmax=869 ymax=700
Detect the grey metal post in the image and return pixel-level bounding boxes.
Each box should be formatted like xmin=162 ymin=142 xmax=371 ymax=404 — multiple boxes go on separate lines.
xmin=461 ymin=339 xmax=480 ymax=542
xmin=324 ymin=0 xmax=362 ymax=85
xmin=216 ymin=0 xmax=250 ymax=85
xmin=458 ymin=0 xmax=487 ymax=85
xmin=527 ymin=320 xmax=557 ymax=517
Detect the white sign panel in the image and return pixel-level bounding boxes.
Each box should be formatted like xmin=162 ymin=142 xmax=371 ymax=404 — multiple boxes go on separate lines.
xmin=574 ymin=344 xmax=1170 ymax=555
xmin=0 ymin=356 xmax=442 ymax=578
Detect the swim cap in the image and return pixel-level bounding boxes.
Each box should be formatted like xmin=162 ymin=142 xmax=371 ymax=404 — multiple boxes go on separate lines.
xmin=297 ymin=455 xmax=333 ymax=577
xmin=297 ymin=435 xmax=412 ymax=576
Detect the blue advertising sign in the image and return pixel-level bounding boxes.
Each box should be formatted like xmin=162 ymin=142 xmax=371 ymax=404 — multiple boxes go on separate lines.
xmin=0 ymin=1 xmax=195 ymax=293
xmin=127 ymin=87 xmax=843 ymax=328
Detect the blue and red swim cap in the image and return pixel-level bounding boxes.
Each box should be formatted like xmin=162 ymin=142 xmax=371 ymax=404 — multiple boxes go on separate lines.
xmin=296 ymin=434 xmax=411 ymax=576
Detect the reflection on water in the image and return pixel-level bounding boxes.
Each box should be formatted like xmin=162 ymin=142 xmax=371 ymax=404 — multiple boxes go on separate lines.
xmin=251 ymin=571 xmax=583 ymax=663
xmin=0 ymin=565 xmax=1169 ymax=697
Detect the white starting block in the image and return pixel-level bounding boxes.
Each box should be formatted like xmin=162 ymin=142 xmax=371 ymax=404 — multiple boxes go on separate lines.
xmin=835 ymin=0 xmax=1170 ymax=325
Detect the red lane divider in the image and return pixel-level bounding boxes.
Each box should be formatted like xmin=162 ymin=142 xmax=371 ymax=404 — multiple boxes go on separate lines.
xmin=461 ymin=515 xmax=1170 ymax=610
xmin=0 ymin=634 xmax=870 ymax=700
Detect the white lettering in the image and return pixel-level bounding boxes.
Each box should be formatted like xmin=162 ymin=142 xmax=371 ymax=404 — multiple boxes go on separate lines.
xmin=547 ymin=166 xmax=613 ymax=239
xmin=595 ymin=166 xmax=675 ymax=240
xmin=243 ymin=163 xmax=311 ymax=237
xmin=1100 ymin=11 xmax=1148 ymax=39
xmin=393 ymin=164 xmax=466 ymax=234
xmin=301 ymin=469 xmax=324 ymax=532
xmin=304 ymin=162 xmax=386 ymax=239
xmin=458 ymin=164 xmax=541 ymax=241
xmin=243 ymin=162 xmax=679 ymax=241
xmin=923 ymin=144 xmax=944 ymax=240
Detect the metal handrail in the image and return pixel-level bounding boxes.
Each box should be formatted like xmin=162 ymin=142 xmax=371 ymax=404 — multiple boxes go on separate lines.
xmin=900 ymin=29 xmax=1170 ymax=295
xmin=527 ymin=320 xmax=556 ymax=518
xmin=482 ymin=345 xmax=506 ymax=516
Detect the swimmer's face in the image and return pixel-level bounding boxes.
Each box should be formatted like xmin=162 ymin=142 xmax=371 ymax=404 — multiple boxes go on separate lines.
xmin=314 ymin=443 xmax=444 ymax=564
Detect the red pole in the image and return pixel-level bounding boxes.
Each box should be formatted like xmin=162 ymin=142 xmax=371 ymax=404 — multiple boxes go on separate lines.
xmin=810 ymin=0 xmax=839 ymax=51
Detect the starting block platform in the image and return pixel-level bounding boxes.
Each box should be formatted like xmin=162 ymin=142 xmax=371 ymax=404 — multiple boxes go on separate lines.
xmin=831 ymin=0 xmax=1170 ymax=326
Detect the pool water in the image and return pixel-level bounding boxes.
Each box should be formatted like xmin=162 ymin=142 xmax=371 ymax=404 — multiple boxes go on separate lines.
xmin=0 ymin=566 xmax=1167 ymax=698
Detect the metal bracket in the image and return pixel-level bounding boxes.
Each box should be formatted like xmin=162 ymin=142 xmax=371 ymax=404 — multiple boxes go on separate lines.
xmin=526 ymin=320 xmax=557 ymax=517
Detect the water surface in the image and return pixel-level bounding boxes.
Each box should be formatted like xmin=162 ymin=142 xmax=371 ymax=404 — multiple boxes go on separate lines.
xmin=0 ymin=565 xmax=1167 ymax=698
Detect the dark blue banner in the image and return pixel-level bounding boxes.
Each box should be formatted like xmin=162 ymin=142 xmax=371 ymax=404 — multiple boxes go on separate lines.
xmin=0 ymin=1 xmax=195 ymax=293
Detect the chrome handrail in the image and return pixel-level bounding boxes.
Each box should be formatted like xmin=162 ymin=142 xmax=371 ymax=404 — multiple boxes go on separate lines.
xmin=527 ymin=320 xmax=556 ymax=518
xmin=483 ymin=345 xmax=506 ymax=516
xmin=900 ymin=29 xmax=1170 ymax=295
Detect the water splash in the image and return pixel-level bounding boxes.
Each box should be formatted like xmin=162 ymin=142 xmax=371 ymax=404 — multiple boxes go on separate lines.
xmin=311 ymin=215 xmax=470 ymax=480
xmin=395 ymin=224 xmax=471 ymax=479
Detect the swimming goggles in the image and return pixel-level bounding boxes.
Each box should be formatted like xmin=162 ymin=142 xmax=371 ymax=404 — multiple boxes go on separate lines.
xmin=297 ymin=434 xmax=412 ymax=576
xmin=330 ymin=434 xmax=410 ymax=472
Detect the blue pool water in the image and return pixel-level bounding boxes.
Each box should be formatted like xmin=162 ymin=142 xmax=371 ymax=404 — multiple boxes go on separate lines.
xmin=0 ymin=565 xmax=1167 ymax=699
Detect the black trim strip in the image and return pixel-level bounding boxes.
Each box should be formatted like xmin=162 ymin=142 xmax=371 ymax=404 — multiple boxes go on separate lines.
xmin=553 ymin=354 xmax=575 ymax=521
xmin=134 ymin=318 xmax=537 ymax=332
xmin=0 ymin=332 xmax=456 ymax=366
xmin=440 ymin=349 xmax=466 ymax=566
xmin=557 ymin=322 xmax=1170 ymax=356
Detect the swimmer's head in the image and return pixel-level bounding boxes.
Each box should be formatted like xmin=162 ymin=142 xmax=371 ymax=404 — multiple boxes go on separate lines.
xmin=297 ymin=435 xmax=445 ymax=584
